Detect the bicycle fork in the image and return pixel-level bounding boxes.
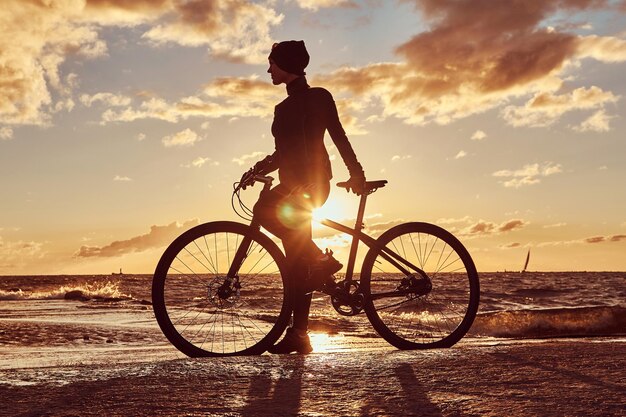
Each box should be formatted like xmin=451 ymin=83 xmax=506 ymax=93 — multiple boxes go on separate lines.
xmin=221 ymin=176 xmax=274 ymax=297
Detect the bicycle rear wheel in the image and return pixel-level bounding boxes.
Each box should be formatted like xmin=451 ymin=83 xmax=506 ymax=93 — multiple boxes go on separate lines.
xmin=152 ymin=221 xmax=290 ymax=356
xmin=361 ymin=222 xmax=479 ymax=349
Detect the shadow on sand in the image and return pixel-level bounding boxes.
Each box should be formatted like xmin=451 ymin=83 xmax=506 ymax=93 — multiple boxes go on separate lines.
xmin=240 ymin=357 xmax=442 ymax=417
xmin=240 ymin=355 xmax=304 ymax=416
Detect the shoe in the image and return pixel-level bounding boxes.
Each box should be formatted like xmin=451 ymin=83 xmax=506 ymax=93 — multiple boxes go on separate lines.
xmin=305 ymin=249 xmax=343 ymax=293
xmin=267 ymin=327 xmax=313 ymax=354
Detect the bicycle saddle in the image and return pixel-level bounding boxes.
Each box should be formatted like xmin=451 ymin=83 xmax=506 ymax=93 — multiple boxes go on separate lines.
xmin=337 ymin=179 xmax=388 ymax=194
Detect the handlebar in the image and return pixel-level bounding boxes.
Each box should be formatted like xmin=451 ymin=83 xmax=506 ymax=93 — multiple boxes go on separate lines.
xmin=236 ymin=174 xmax=387 ymax=195
xmin=235 ymin=172 xmax=274 ymax=192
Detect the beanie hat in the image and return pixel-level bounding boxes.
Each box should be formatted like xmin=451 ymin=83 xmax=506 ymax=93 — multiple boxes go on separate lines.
xmin=268 ymin=40 xmax=310 ymax=76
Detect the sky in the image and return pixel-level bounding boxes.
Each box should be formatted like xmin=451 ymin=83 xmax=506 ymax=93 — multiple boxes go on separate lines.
xmin=1 ymin=0 xmax=626 ymax=274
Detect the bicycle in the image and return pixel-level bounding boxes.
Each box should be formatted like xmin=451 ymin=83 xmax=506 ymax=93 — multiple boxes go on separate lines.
xmin=152 ymin=174 xmax=480 ymax=357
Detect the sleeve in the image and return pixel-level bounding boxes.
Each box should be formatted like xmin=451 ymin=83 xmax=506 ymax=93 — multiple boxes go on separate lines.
xmin=324 ymin=91 xmax=364 ymax=177
xmin=254 ymin=151 xmax=279 ymax=174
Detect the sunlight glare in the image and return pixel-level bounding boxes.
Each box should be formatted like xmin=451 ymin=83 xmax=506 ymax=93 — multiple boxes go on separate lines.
xmin=312 ymin=198 xmax=350 ymax=225
xmin=308 ymin=332 xmax=343 ymax=353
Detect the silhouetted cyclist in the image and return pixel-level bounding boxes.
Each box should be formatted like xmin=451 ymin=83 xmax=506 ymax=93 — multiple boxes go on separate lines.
xmin=241 ymin=40 xmax=366 ymax=354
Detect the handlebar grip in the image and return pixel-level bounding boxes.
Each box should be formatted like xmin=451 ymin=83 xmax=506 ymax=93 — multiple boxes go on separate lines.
xmin=336 ymin=181 xmax=351 ymax=189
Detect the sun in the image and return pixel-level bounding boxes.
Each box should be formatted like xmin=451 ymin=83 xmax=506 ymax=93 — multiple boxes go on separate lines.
xmin=311 ymin=197 xmax=350 ymax=225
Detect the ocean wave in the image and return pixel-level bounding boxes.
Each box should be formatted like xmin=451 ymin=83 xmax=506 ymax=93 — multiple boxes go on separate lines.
xmin=0 ymin=281 xmax=132 ymax=301
xmin=471 ymin=305 xmax=626 ymax=338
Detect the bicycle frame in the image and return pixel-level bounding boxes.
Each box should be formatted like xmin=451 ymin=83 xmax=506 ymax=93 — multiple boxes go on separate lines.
xmin=318 ymin=193 xmax=424 ymax=283
xmin=227 ymin=175 xmax=425 ymax=283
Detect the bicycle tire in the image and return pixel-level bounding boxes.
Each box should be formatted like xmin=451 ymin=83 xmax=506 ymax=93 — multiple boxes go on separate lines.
xmin=361 ymin=222 xmax=479 ymax=349
xmin=152 ymin=221 xmax=291 ymax=356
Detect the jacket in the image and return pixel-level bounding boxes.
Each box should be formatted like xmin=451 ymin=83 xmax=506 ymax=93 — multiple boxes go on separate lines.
xmin=255 ymin=76 xmax=364 ymax=188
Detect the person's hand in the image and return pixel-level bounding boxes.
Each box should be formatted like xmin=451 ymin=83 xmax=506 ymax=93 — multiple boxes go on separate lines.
xmin=238 ymin=168 xmax=255 ymax=190
xmin=346 ymin=173 xmax=366 ymax=195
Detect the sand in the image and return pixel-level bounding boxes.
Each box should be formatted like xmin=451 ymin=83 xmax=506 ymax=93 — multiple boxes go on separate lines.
xmin=1 ymin=337 xmax=625 ymax=417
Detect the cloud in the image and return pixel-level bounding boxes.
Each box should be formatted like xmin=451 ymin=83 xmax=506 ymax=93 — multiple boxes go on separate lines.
xmin=0 ymin=0 xmax=283 ymax=129
xmin=493 ymin=162 xmax=562 ymax=188
xmin=0 ymin=1 xmax=106 ymax=126
xmin=465 ymin=220 xmax=496 ymax=235
xmin=502 ymin=86 xmax=618 ymax=128
xmin=291 ymin=0 xmax=358 ymax=11
xmin=181 ymin=156 xmax=218 ymax=168
xmin=313 ymin=1 xmax=626 ymax=128
xmin=113 ymin=175 xmax=132 ymax=181
xmin=100 ymin=76 xmax=282 ymax=124
xmin=142 ymin=1 xmax=283 ymax=64
xmin=391 ymin=154 xmax=412 ymax=161
xmin=162 ymin=128 xmax=201 ymax=147
xmin=543 ymin=222 xmax=567 ymax=228
xmin=74 ymin=219 xmax=199 ymax=258
xmin=232 ymin=151 xmax=267 ymax=166
xmin=436 ymin=216 xmax=472 ymax=225
xmin=538 ymin=233 xmax=626 ymax=246
xmin=363 ymin=219 xmax=407 ymax=237
xmin=80 ymin=92 xmax=132 ymax=108
xmin=498 ymin=219 xmax=526 ymax=232
xmin=0 ymin=236 xmax=44 ymax=270
xmin=501 ymin=242 xmax=522 ymax=249
xmin=454 ymin=150 xmax=467 ymax=159
xmin=573 ymin=109 xmax=615 ymax=132
xmin=460 ymin=218 xmax=527 ymax=236
xmin=471 ymin=130 xmax=486 ymax=141
xmin=0 ymin=127 xmax=13 ymax=140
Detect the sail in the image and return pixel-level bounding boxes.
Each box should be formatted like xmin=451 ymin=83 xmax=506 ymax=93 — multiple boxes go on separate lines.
xmin=522 ymin=249 xmax=530 ymax=272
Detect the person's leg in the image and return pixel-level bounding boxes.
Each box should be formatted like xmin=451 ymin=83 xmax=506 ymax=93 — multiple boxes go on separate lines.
xmin=282 ymin=230 xmax=314 ymax=332
xmin=282 ymin=181 xmax=332 ymax=331
xmin=255 ymin=182 xmax=333 ymax=353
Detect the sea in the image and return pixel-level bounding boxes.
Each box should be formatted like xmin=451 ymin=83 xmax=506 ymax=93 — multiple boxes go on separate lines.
xmin=1 ymin=272 xmax=624 ymax=352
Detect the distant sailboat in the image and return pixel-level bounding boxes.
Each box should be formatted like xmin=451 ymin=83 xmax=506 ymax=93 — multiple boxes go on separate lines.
xmin=521 ymin=249 xmax=530 ymax=273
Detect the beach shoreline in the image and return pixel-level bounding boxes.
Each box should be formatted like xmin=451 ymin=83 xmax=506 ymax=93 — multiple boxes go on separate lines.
xmin=1 ymin=338 xmax=624 ymax=416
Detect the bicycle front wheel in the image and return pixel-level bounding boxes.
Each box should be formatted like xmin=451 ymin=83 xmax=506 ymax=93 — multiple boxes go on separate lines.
xmin=152 ymin=221 xmax=291 ymax=356
xmin=361 ymin=222 xmax=479 ymax=349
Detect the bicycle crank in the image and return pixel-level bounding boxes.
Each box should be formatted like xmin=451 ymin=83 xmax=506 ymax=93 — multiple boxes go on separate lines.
xmin=329 ymin=280 xmax=365 ymax=316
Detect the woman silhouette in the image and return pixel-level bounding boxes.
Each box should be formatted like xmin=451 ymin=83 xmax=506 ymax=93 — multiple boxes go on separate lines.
xmin=246 ymin=40 xmax=366 ymax=354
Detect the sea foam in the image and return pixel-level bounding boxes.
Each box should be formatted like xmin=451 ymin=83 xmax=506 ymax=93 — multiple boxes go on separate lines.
xmin=0 ymin=281 xmax=131 ymax=301
xmin=471 ymin=305 xmax=626 ymax=338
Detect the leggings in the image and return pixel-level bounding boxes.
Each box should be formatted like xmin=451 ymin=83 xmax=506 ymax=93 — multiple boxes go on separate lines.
xmin=253 ymin=182 xmax=330 ymax=330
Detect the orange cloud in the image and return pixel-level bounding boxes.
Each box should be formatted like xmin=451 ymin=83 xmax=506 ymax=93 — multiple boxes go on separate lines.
xmin=100 ymin=76 xmax=282 ymax=123
xmin=502 ymin=86 xmax=618 ymax=128
xmin=498 ymin=219 xmax=527 ymax=233
xmin=314 ymin=0 xmax=626 ymax=127
xmin=74 ymin=220 xmax=199 ymax=258
xmin=292 ymin=0 xmax=358 ymax=11
xmin=162 ymin=128 xmax=202 ymax=147
xmin=142 ymin=1 xmax=283 ymax=63
xmin=0 ymin=236 xmax=45 ymax=271
xmin=502 ymin=242 xmax=522 ymax=249
xmin=460 ymin=218 xmax=528 ymax=236
xmin=493 ymin=162 xmax=562 ymax=188
xmin=0 ymin=0 xmax=282 ymax=128
xmin=539 ymin=233 xmax=626 ymax=246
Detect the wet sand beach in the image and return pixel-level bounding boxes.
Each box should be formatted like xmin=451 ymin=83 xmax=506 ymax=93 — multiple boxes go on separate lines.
xmin=1 ymin=273 xmax=625 ymax=416
xmin=1 ymin=338 xmax=625 ymax=417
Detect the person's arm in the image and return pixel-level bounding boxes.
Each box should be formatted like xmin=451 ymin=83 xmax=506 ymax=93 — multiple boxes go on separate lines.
xmin=324 ymin=91 xmax=366 ymax=191
xmin=254 ymin=151 xmax=279 ymax=174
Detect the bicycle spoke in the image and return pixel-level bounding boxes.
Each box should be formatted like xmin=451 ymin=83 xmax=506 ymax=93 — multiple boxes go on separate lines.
xmin=363 ymin=223 xmax=478 ymax=349
xmin=155 ymin=225 xmax=288 ymax=356
xmin=203 ymin=235 xmax=218 ymax=273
